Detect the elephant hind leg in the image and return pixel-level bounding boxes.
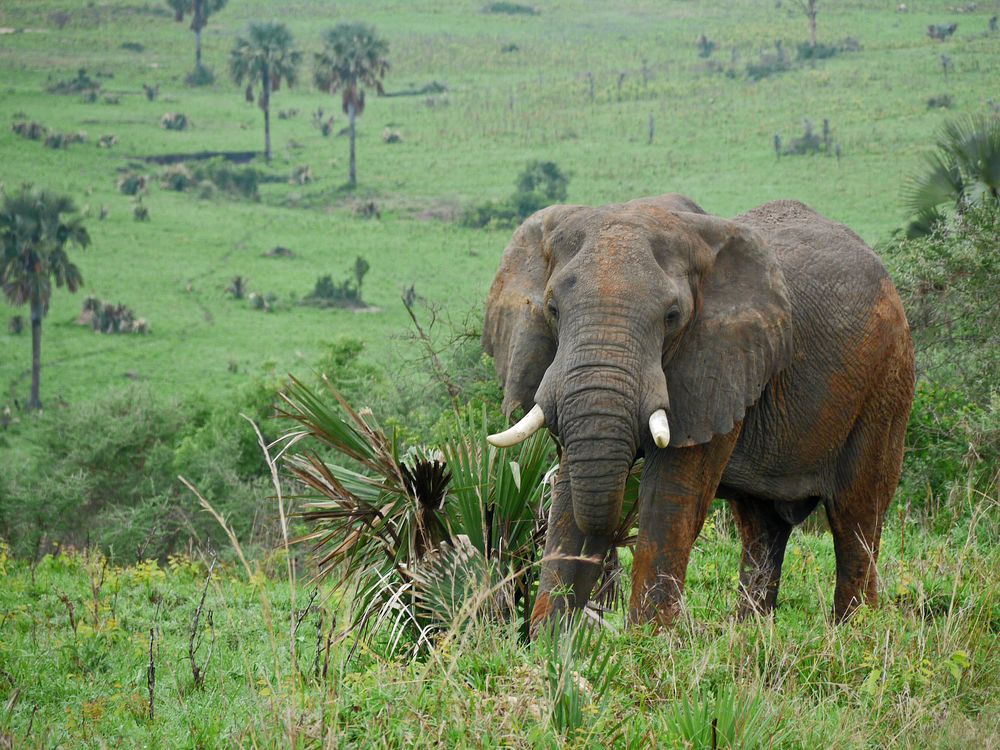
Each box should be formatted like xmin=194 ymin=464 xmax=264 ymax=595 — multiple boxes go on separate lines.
xmin=726 ymin=492 xmax=816 ymax=617
xmin=826 ymin=402 xmax=909 ymax=621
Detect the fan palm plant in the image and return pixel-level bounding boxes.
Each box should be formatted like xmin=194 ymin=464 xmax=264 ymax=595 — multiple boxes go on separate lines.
xmin=0 ymin=185 xmax=90 ymax=410
xmin=277 ymin=375 xmax=643 ymax=654
xmin=166 ymin=0 xmax=227 ymax=73
xmin=905 ymin=114 xmax=1000 ymax=236
xmin=313 ymin=23 xmax=390 ymax=188
xmin=229 ymin=22 xmax=302 ymax=162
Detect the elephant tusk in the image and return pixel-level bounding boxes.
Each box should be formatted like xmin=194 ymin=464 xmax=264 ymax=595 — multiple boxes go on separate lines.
xmin=649 ymin=409 xmax=671 ymax=449
xmin=487 ymin=404 xmax=545 ymax=448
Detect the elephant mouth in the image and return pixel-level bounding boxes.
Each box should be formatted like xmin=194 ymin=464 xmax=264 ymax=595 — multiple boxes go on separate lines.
xmin=486 ymin=404 xmax=671 ymax=449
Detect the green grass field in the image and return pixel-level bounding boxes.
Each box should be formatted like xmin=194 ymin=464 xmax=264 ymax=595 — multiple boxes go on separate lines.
xmin=1 ymin=1 xmax=998 ymax=747
xmin=2 ymin=0 xmax=999 ymax=406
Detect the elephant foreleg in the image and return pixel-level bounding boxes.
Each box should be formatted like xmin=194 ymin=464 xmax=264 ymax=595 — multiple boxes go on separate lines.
xmin=629 ymin=426 xmax=741 ymax=628
xmin=531 ymin=469 xmax=610 ymax=629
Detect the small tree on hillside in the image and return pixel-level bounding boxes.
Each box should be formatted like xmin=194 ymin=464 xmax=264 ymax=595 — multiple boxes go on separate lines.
xmin=0 ymin=186 xmax=90 ymax=410
xmin=230 ymin=22 xmax=302 ymax=162
xmin=314 ymin=23 xmax=390 ymax=188
xmin=793 ymin=0 xmax=819 ymax=48
xmin=167 ymin=0 xmax=228 ymax=78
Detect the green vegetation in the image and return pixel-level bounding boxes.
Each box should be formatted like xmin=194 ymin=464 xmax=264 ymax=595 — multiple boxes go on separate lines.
xmin=314 ymin=22 xmax=390 ymax=188
xmin=904 ymin=114 xmax=1000 ymax=236
xmin=0 ymin=0 xmax=998 ymax=746
xmin=229 ymin=22 xmax=302 ymax=162
xmin=167 ymin=0 xmax=229 ymax=83
xmin=1 ymin=186 xmax=90 ymax=409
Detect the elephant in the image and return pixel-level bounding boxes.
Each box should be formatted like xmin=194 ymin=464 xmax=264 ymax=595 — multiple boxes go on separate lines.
xmin=481 ymin=194 xmax=915 ymax=628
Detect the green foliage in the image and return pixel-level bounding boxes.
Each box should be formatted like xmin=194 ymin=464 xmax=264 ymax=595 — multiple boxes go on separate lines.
xmin=463 ymin=160 xmax=570 ymax=228
xmin=658 ymin=686 xmax=789 ymax=749
xmin=46 ymin=68 xmax=101 ymax=95
xmin=280 ymin=376 xmax=557 ymax=655
xmin=905 ymin=114 xmax=1000 ymax=228
xmin=160 ymin=112 xmax=189 ymax=130
xmin=183 ymin=64 xmax=215 ymax=86
xmin=535 ymin=617 xmax=619 ymax=737
xmin=191 ymin=158 xmax=260 ymax=198
xmin=484 ymin=1 xmax=538 ymax=15
xmin=886 ymin=206 xmax=1000 ymax=514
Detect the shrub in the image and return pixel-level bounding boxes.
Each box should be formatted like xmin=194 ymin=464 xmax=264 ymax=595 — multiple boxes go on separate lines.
xmin=143 ymin=83 xmax=159 ymax=101
xmin=117 ymin=172 xmax=147 ymax=195
xmin=483 ymin=2 xmax=538 ymax=15
xmin=885 ymin=206 xmax=1000 ymax=514
xmin=302 ymin=274 xmax=361 ymax=308
xmin=160 ymin=112 xmax=189 ymax=131
xmin=8 ymin=315 xmax=24 ymax=335
xmin=121 ymin=42 xmax=145 ymax=53
xmin=11 ymin=121 xmax=47 ymax=140
xmin=133 ymin=202 xmax=150 ymax=222
xmin=191 ymin=158 xmax=260 ymax=199
xmin=926 ymin=93 xmax=954 ymax=109
xmin=696 ymin=33 xmax=716 ymax=58
xmin=47 ymin=68 xmax=101 ymax=95
xmin=927 ymin=23 xmax=958 ymax=41
xmin=160 ymin=164 xmax=195 ymax=191
xmin=75 ymin=297 xmax=149 ymax=334
xmin=463 ymin=160 xmax=569 ymax=228
xmin=184 ymin=64 xmax=215 ymax=87
xmin=746 ymin=41 xmax=791 ymax=80
xmin=97 ymin=134 xmax=118 ymax=148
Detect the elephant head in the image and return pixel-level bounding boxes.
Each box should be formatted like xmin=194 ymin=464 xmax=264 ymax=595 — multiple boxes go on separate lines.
xmin=482 ymin=194 xmax=793 ymax=542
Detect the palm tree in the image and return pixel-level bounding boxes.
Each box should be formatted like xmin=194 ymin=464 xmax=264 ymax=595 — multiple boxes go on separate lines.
xmin=230 ymin=22 xmax=302 ymax=162
xmin=314 ymin=23 xmax=390 ymax=188
xmin=905 ymin=115 xmax=1000 ymax=236
xmin=0 ymin=186 xmax=90 ymax=410
xmin=166 ymin=0 xmax=228 ymax=72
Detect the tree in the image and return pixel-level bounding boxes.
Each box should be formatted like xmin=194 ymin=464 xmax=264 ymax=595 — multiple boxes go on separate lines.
xmin=905 ymin=115 xmax=1000 ymax=236
xmin=792 ymin=0 xmax=819 ymax=48
xmin=314 ymin=23 xmax=390 ymax=188
xmin=167 ymin=0 xmax=228 ymax=72
xmin=0 ymin=186 xmax=90 ymax=410
xmin=229 ymin=22 xmax=302 ymax=162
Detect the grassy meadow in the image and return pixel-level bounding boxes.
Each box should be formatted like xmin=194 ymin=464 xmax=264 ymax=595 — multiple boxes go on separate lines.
xmin=1 ymin=0 xmax=999 ymax=747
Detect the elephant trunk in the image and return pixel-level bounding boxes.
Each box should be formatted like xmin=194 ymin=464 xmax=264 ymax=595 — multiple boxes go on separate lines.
xmin=558 ymin=369 xmax=640 ymax=537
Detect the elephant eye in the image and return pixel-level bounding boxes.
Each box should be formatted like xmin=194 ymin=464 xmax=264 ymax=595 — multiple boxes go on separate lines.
xmin=547 ymin=301 xmax=559 ymax=321
xmin=665 ymin=307 xmax=681 ymax=327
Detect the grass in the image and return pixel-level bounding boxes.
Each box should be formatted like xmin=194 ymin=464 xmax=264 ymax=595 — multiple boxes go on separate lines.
xmin=0 ymin=486 xmax=996 ymax=747
xmin=1 ymin=2 xmax=998 ymax=746
xmin=2 ymin=0 xmax=999 ymax=409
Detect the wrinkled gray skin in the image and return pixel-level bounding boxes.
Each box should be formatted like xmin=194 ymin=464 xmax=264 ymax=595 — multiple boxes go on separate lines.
xmin=482 ymin=194 xmax=915 ymax=629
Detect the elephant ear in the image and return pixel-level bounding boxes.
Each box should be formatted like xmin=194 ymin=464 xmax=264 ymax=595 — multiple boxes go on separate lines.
xmin=482 ymin=205 xmax=583 ymax=417
xmin=666 ymin=214 xmax=793 ymax=447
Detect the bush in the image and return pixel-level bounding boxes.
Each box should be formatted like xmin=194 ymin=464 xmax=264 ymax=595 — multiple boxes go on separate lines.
xmin=184 ymin=64 xmax=215 ymax=87
xmin=885 ymin=206 xmax=1000 ymax=515
xmin=160 ymin=112 xmax=189 ymax=131
xmin=11 ymin=120 xmax=47 ymax=140
xmin=160 ymin=164 xmax=195 ymax=191
xmin=483 ymin=2 xmax=538 ymax=15
xmin=117 ymin=172 xmax=147 ymax=195
xmin=47 ymin=68 xmax=101 ymax=95
xmin=462 ymin=160 xmax=569 ymax=228
xmin=926 ymin=94 xmax=954 ymax=109
xmin=191 ymin=158 xmax=260 ymax=199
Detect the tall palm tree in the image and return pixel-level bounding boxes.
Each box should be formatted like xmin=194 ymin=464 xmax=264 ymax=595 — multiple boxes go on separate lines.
xmin=905 ymin=114 xmax=1000 ymax=236
xmin=230 ymin=22 xmax=302 ymax=162
xmin=314 ymin=23 xmax=390 ymax=188
xmin=0 ymin=186 xmax=90 ymax=410
xmin=167 ymin=0 xmax=228 ymax=71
